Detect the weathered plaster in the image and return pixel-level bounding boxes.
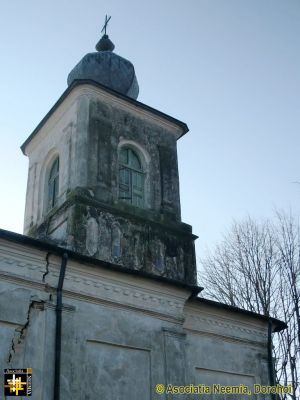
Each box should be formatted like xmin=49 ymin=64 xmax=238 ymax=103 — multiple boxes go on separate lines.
xmin=0 ymin=237 xmax=276 ymax=399
xmin=23 ymin=85 xmax=197 ymax=284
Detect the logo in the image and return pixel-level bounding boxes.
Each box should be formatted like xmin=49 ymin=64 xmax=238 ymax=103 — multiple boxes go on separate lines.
xmin=4 ymin=369 xmax=32 ymax=397
xmin=155 ymin=384 xmax=165 ymax=394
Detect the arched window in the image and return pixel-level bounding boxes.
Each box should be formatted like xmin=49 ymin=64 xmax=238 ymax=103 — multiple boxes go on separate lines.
xmin=48 ymin=157 xmax=59 ymax=209
xmin=119 ymin=147 xmax=144 ymax=207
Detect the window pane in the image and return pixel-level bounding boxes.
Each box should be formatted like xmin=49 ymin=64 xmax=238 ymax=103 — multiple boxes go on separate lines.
xmin=48 ymin=180 xmax=54 ymax=208
xmin=119 ymin=147 xmax=144 ymax=208
xmin=132 ymin=172 xmax=137 ymax=186
xmin=48 ymin=157 xmax=59 ymax=209
xmin=136 ymin=173 xmax=143 ymax=189
xmin=129 ymin=149 xmax=142 ymax=170
xmin=49 ymin=158 xmax=59 ymax=179
xmin=53 ymin=177 xmax=58 ymax=205
xmin=120 ymin=168 xmax=130 ymax=185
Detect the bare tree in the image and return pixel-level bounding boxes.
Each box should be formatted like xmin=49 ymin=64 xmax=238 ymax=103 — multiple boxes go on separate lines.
xmin=273 ymin=212 xmax=300 ymax=398
xmin=200 ymin=212 xmax=299 ymax=399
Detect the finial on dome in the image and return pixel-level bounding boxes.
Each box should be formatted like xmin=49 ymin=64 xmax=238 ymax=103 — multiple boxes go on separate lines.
xmin=101 ymin=15 xmax=111 ymax=35
xmin=68 ymin=15 xmax=139 ymax=99
xmin=96 ymin=15 xmax=115 ymax=52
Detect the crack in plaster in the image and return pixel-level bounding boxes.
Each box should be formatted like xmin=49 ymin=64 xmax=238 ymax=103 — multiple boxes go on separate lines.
xmin=7 ymin=298 xmax=44 ymax=363
xmin=42 ymin=252 xmax=51 ymax=282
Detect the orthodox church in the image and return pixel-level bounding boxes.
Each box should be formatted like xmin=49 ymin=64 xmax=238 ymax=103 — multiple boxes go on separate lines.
xmin=0 ymin=23 xmax=285 ymax=399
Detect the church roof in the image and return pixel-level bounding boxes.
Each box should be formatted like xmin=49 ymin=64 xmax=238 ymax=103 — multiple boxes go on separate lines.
xmin=67 ymin=49 xmax=139 ymax=100
xmin=67 ymin=18 xmax=139 ymax=99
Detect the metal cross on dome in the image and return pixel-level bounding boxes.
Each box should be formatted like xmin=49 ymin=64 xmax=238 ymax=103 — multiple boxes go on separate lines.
xmin=101 ymin=15 xmax=111 ymax=35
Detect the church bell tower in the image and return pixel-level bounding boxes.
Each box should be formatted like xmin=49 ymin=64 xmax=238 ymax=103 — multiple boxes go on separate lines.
xmin=21 ymin=24 xmax=197 ymax=285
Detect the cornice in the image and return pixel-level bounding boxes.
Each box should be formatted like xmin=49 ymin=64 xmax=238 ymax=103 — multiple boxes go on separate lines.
xmin=0 ymin=247 xmax=189 ymax=321
xmin=21 ymin=80 xmax=188 ymax=154
xmin=78 ymin=84 xmax=185 ymax=136
xmin=184 ymin=313 xmax=268 ymax=344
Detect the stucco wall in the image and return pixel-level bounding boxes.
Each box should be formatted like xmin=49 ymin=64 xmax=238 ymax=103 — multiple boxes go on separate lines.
xmin=22 ymin=84 xmax=197 ymax=284
xmin=23 ymin=90 xmax=81 ymax=233
xmin=0 ymin=237 xmax=274 ymax=399
xmin=23 ymin=84 xmax=183 ymax=234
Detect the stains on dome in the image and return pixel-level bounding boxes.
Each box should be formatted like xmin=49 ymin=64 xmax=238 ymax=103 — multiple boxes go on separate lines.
xmin=67 ymin=34 xmax=139 ymax=100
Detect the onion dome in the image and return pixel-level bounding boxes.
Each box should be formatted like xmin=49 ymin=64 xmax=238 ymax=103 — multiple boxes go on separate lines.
xmin=67 ymin=32 xmax=139 ymax=99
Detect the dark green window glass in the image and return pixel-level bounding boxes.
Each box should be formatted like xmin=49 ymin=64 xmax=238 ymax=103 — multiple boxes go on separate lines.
xmin=119 ymin=148 xmax=144 ymax=207
xmin=48 ymin=158 xmax=59 ymax=209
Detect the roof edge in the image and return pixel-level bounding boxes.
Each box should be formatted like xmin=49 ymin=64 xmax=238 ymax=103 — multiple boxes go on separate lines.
xmin=0 ymin=228 xmax=201 ymax=295
xmin=20 ymin=79 xmax=189 ymax=154
xmin=190 ymin=296 xmax=287 ymax=333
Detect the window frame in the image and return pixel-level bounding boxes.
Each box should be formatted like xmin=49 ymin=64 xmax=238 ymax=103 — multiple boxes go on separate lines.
xmin=48 ymin=157 xmax=59 ymax=210
xmin=118 ymin=147 xmax=145 ymax=208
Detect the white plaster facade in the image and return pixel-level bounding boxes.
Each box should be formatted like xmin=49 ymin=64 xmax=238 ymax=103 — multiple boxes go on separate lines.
xmin=0 ymin=232 xmax=282 ymax=399
xmin=22 ymin=84 xmax=184 ymax=234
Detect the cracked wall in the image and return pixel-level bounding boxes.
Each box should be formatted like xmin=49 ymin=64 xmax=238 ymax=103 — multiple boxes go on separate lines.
xmin=0 ymin=237 xmax=274 ymax=400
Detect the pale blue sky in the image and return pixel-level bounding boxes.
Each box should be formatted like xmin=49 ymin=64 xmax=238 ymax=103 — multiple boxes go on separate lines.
xmin=0 ymin=0 xmax=299 ymax=258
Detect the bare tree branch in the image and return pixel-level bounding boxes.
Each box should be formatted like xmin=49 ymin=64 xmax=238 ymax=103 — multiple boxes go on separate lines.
xmin=200 ymin=212 xmax=299 ymax=399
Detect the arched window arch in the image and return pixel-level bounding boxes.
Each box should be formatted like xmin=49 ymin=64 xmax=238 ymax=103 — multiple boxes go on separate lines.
xmin=119 ymin=147 xmax=144 ymax=208
xmin=48 ymin=157 xmax=59 ymax=209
